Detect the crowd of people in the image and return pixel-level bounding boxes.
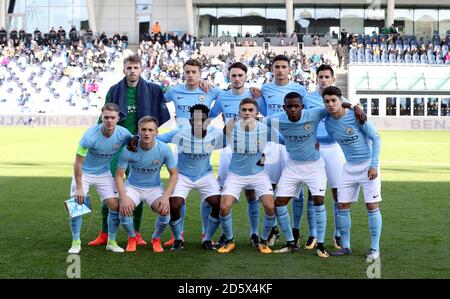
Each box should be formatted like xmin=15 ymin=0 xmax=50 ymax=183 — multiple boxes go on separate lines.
xmin=342 ymin=27 xmax=450 ymax=64
xmin=0 ymin=27 xmax=338 ymax=115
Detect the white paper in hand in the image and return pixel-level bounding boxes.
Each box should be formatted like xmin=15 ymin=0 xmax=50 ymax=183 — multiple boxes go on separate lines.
xmin=64 ymin=195 xmax=92 ymax=218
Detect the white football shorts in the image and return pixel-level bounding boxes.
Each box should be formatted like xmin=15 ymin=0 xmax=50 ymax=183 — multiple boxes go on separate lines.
xmin=222 ymin=171 xmax=274 ymax=201
xmin=172 ymin=173 xmax=221 ymax=202
xmin=337 ymin=159 xmax=382 ymax=204
xmin=276 ymin=158 xmax=327 ymax=197
xmin=70 ymin=171 xmax=117 ymax=202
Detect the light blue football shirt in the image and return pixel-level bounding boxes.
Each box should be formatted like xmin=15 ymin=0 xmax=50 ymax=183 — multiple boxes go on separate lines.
xmin=266 ymin=108 xmax=328 ymax=162
xmin=228 ymin=120 xmax=280 ymax=176
xmin=117 ymin=139 xmax=176 ymax=188
xmin=325 ymin=109 xmax=381 ymax=168
xmin=259 ymin=81 xmax=308 ymax=116
xmin=303 ymin=90 xmax=335 ymax=144
xmin=164 ymin=84 xmax=222 ymax=120
xmin=209 ymin=89 xmax=264 ymax=123
xmin=78 ymin=124 xmax=132 ymax=175
xmin=157 ymin=125 xmax=224 ymax=181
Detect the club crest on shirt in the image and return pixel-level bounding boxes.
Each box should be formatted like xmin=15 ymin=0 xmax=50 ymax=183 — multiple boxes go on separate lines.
xmin=153 ymin=159 xmax=161 ymax=166
xmin=112 ymin=143 xmax=120 ymax=151
xmin=205 ymin=143 xmax=212 ymax=150
xmin=304 ymin=123 xmax=312 ymax=131
xmin=346 ymin=127 xmax=354 ymax=135
xmin=198 ymin=95 xmax=206 ymax=102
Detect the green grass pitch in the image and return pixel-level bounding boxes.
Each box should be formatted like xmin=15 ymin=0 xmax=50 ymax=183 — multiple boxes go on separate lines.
xmin=0 ymin=128 xmax=449 ymax=278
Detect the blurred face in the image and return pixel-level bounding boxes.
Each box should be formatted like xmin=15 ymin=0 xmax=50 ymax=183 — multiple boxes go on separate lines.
xmin=323 ymin=94 xmax=343 ymax=115
xmin=283 ymin=97 xmax=303 ymax=122
xmin=184 ymin=64 xmax=201 ymax=87
xmin=239 ymin=103 xmax=258 ymax=120
xmin=317 ymin=69 xmax=335 ymax=92
xmin=229 ymin=67 xmax=246 ymax=90
xmin=138 ymin=121 xmax=158 ymax=145
xmin=123 ymin=62 xmax=142 ymax=83
xmin=101 ymin=110 xmax=119 ymax=131
xmin=190 ymin=111 xmax=209 ymax=136
xmin=272 ymin=60 xmax=290 ymax=82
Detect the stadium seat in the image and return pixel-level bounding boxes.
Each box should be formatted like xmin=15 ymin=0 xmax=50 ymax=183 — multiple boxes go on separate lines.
xmin=373 ymin=54 xmax=381 ymax=63
xmin=357 ymin=54 xmax=365 ymax=63
xmin=366 ymin=53 xmax=373 ymax=63
xmin=420 ymin=54 xmax=428 ymax=64
xmin=405 ymin=54 xmax=412 ymax=63
xmin=437 ymin=59 xmax=444 ymax=64
xmin=428 ymin=55 xmax=436 ymax=64
xmin=389 ymin=54 xmax=396 ymax=63
xmin=381 ymin=54 xmax=388 ymax=63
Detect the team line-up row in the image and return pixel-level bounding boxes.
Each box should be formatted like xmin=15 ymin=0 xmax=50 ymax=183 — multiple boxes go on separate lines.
xmin=67 ymin=55 xmax=382 ymax=261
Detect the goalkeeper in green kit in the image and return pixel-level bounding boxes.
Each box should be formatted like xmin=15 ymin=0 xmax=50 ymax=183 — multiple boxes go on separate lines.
xmin=88 ymin=54 xmax=171 ymax=246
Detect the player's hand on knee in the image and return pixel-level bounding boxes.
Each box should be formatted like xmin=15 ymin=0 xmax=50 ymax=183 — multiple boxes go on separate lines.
xmin=157 ymin=196 xmax=170 ymax=216
xmin=120 ymin=196 xmax=134 ymax=217
xmin=368 ymin=168 xmax=378 ymax=180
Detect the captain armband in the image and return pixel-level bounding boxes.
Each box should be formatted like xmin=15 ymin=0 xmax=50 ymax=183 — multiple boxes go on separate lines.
xmin=76 ymin=146 xmax=89 ymax=157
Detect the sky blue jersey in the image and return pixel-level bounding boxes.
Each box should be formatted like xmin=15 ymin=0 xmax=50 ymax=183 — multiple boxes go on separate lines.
xmin=78 ymin=124 xmax=132 ymax=175
xmin=157 ymin=125 xmax=224 ymax=181
xmin=259 ymin=81 xmax=308 ymax=116
xmin=303 ymin=90 xmax=335 ymax=144
xmin=209 ymin=89 xmax=264 ymax=123
xmin=117 ymin=139 xmax=176 ymax=188
xmin=164 ymin=84 xmax=222 ymax=120
xmin=228 ymin=120 xmax=281 ymax=176
xmin=265 ymin=108 xmax=328 ymax=162
xmin=325 ymin=109 xmax=381 ymax=168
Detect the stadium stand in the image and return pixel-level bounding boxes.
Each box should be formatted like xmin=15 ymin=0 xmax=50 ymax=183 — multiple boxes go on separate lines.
xmin=346 ymin=31 xmax=450 ymax=66
xmin=1 ymin=28 xmax=338 ymax=116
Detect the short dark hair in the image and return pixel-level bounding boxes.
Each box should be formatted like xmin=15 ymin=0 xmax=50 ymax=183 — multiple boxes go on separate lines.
xmin=239 ymin=98 xmax=259 ymax=110
xmin=190 ymin=104 xmax=210 ymax=117
xmin=101 ymin=103 xmax=120 ymax=113
xmin=322 ymin=86 xmax=342 ymax=99
xmin=272 ymin=54 xmax=290 ymax=64
xmin=183 ymin=59 xmax=202 ymax=70
xmin=316 ymin=64 xmax=334 ymax=77
xmin=228 ymin=62 xmax=248 ymax=73
xmin=123 ymin=54 xmax=141 ymax=67
xmin=284 ymin=92 xmax=302 ymax=104
xmin=138 ymin=116 xmax=159 ymax=128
